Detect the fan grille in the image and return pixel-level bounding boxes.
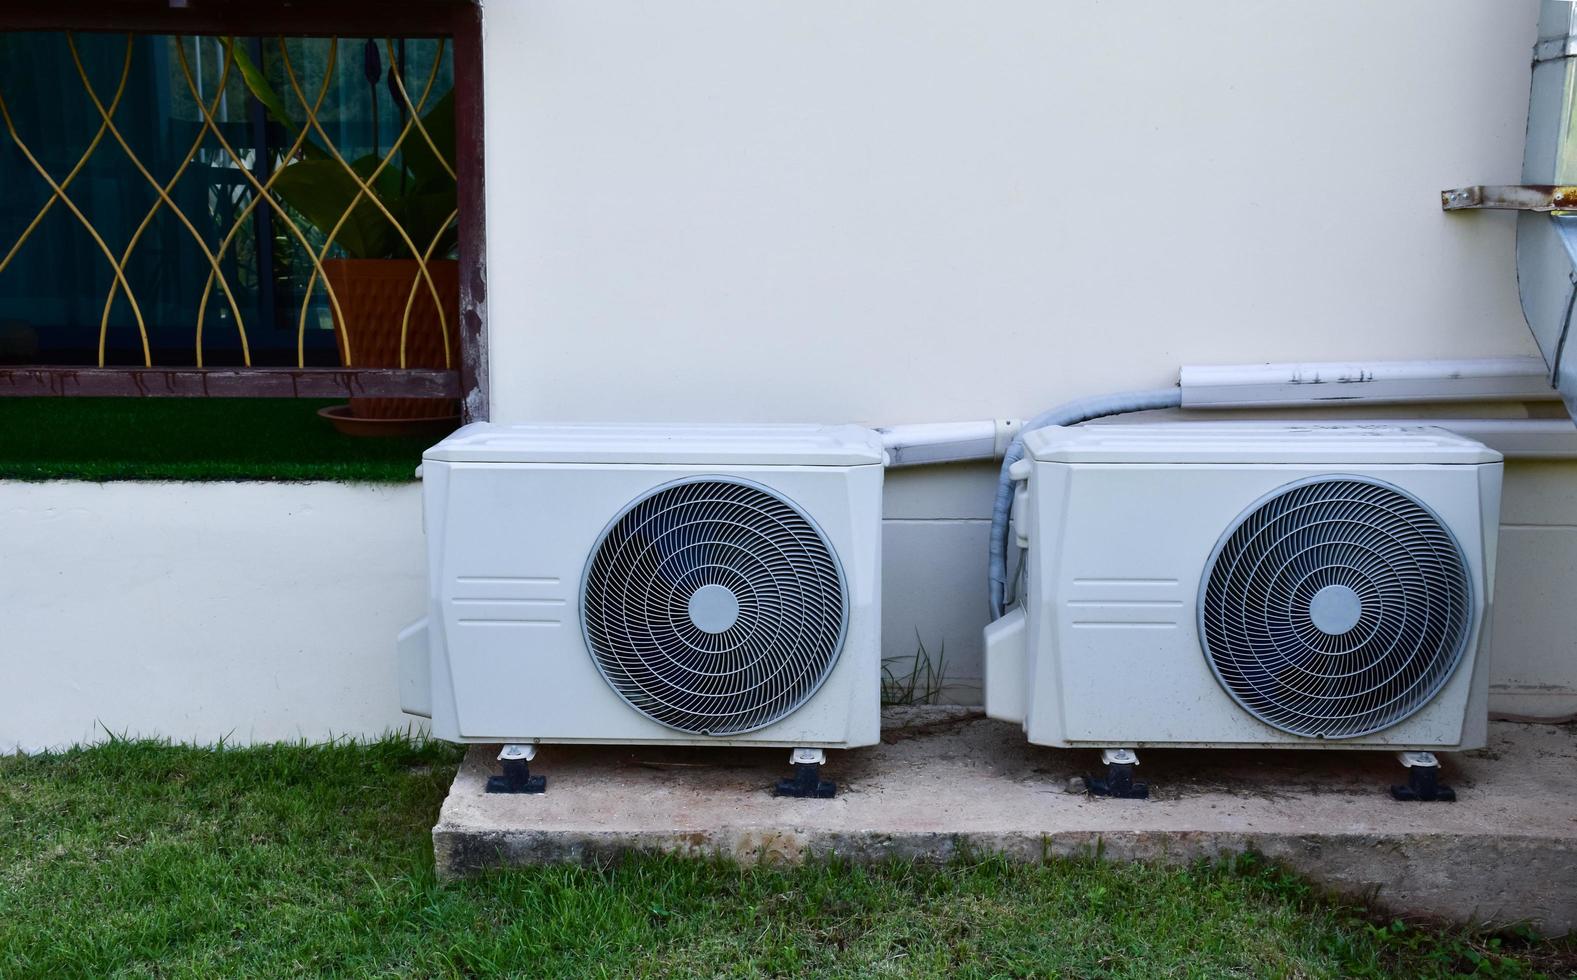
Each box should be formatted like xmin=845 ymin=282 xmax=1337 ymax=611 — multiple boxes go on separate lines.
xmin=581 ymin=478 xmax=847 ymax=735
xmin=1198 ymin=477 xmax=1473 ymax=739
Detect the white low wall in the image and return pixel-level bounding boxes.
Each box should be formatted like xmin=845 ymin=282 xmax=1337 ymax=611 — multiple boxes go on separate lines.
xmin=4 ymin=473 xmax=1573 ymax=752
xmin=1 ymin=482 xmax=423 ymax=752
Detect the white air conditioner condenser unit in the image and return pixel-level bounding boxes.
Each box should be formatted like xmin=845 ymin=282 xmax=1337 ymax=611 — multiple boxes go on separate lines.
xmin=985 ymin=423 xmax=1502 ymax=751
xmin=400 ymin=423 xmax=884 ymax=750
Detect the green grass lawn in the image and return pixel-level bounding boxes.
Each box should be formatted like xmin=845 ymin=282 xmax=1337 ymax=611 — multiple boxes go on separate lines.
xmin=0 ymin=398 xmax=438 ymax=482
xmin=2 ymin=740 xmax=1572 ymax=977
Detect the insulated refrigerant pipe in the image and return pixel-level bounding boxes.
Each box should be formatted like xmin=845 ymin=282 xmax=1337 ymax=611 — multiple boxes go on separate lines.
xmin=986 ymin=388 xmax=1184 ymax=619
xmin=878 ymin=395 xmax=1180 ymax=617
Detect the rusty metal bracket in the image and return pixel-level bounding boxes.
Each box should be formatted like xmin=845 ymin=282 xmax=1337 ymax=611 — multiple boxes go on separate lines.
xmin=1440 ymin=185 xmax=1577 ymax=212
xmin=1437 ymin=2 xmax=1577 ymax=421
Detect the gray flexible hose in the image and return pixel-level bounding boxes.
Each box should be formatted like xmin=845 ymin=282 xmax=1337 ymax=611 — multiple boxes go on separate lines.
xmin=988 ymin=388 xmax=1182 ymax=619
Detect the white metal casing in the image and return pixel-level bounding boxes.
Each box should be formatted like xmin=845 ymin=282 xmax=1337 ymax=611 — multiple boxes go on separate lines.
xmin=985 ymin=423 xmax=1502 ymax=750
xmin=410 ymin=422 xmax=885 ymax=747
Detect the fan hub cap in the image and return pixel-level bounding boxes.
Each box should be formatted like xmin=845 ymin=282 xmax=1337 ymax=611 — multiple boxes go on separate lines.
xmin=687 ymin=583 xmax=741 ymax=634
xmin=1308 ymin=584 xmax=1363 ymax=637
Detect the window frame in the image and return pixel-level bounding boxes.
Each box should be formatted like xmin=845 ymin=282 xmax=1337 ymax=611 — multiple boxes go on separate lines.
xmin=0 ymin=0 xmax=490 ymax=421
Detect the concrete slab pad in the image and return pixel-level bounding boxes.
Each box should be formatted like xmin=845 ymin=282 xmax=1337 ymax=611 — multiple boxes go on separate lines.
xmin=435 ymin=708 xmax=1577 ymax=935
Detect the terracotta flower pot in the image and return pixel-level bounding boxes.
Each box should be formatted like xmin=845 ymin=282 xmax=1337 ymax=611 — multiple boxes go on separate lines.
xmin=322 ymin=258 xmax=461 ymax=421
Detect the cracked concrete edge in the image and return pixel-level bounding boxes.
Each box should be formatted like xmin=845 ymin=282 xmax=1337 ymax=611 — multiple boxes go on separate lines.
xmin=432 ymin=826 xmax=1576 ymax=935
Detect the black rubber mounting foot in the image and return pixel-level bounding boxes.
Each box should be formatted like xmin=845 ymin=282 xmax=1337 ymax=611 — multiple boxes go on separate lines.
xmin=486 ymin=757 xmax=546 ymax=794
xmin=1086 ymin=762 xmax=1149 ymax=800
xmin=774 ymin=763 xmax=836 ymax=798
xmin=1390 ymin=765 xmax=1454 ymax=802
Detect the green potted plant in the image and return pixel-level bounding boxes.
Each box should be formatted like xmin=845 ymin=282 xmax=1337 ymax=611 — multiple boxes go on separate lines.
xmin=234 ymin=42 xmax=459 ymax=427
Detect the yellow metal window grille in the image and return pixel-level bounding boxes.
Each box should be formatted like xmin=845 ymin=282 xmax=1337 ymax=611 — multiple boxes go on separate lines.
xmin=0 ymin=32 xmax=458 ymax=374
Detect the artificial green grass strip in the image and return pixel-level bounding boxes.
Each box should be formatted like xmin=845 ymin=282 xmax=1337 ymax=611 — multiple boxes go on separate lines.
xmin=0 ymin=398 xmax=437 ymax=482
xmin=1 ymin=738 xmax=1571 ymax=978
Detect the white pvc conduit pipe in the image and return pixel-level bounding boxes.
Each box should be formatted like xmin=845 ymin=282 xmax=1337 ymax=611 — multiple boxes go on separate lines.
xmin=878 ymin=420 xmax=1017 ymax=467
xmin=1179 ymin=357 xmax=1556 ymax=408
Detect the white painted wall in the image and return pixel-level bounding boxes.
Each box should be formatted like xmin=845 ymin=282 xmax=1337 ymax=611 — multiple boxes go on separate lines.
xmin=479 ymin=0 xmax=1539 ymax=426
xmin=1 ymin=482 xmax=423 ymax=753
xmin=2 ymin=471 xmax=1572 ymax=753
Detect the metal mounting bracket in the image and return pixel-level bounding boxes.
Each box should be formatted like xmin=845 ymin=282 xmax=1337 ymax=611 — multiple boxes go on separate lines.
xmin=1438 ymin=2 xmax=1577 ymax=419
xmin=1441 ymin=184 xmax=1577 ymax=212
xmin=1439 ymin=183 xmax=1575 ymax=414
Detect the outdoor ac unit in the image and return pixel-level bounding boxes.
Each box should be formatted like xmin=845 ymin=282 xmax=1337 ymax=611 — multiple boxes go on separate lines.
xmin=985 ymin=423 xmax=1502 ymax=751
xmin=400 ymin=422 xmax=884 ymax=750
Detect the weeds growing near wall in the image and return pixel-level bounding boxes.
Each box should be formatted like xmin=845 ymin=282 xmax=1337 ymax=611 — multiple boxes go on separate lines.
xmin=881 ymin=633 xmax=948 ymax=706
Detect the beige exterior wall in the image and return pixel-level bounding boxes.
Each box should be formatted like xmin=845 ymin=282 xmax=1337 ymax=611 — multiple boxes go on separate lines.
xmin=479 ymin=0 xmax=1539 ymax=428
xmin=1492 ymin=462 xmax=1577 ymax=718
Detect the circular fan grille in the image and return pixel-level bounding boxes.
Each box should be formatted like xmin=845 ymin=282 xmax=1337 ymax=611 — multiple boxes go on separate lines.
xmin=581 ymin=478 xmax=847 ymax=735
xmin=1198 ymin=477 xmax=1473 ymax=739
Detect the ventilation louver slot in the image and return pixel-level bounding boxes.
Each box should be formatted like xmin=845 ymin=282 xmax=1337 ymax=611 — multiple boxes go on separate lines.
xmin=582 ymin=478 xmax=847 ymax=735
xmin=1198 ymin=477 xmax=1473 ymax=739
